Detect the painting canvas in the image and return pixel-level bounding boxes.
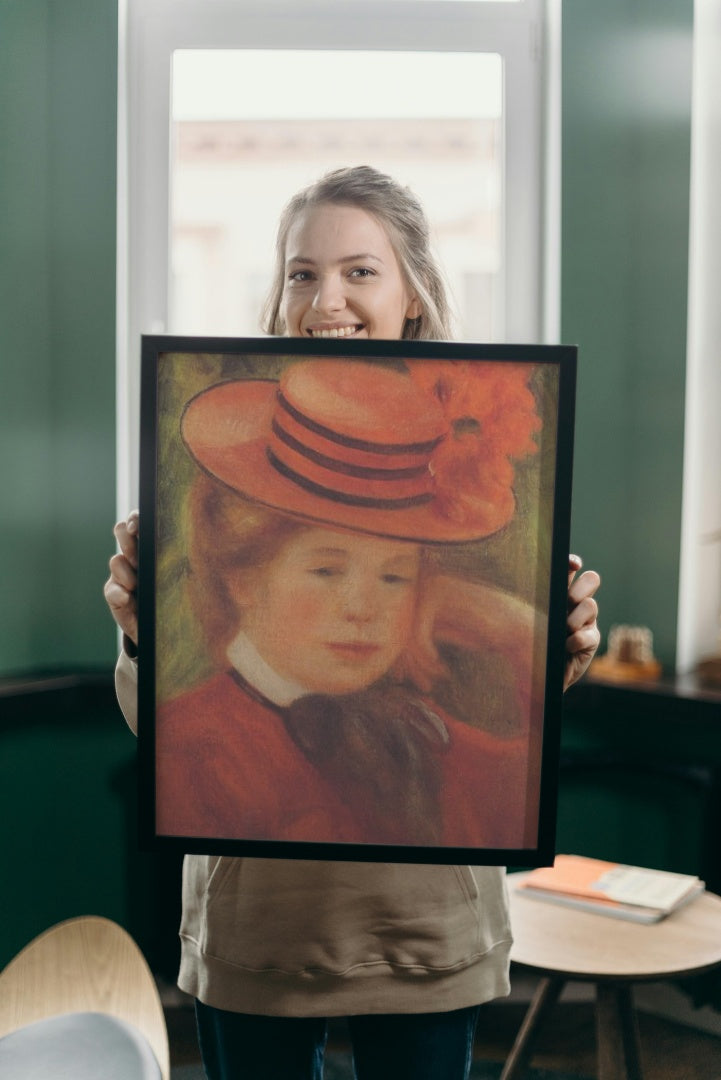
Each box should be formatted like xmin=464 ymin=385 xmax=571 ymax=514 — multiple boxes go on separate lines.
xmin=137 ymin=336 xmax=576 ymax=865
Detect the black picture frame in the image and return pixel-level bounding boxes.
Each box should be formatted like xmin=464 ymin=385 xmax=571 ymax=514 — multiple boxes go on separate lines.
xmin=138 ymin=335 xmax=576 ymax=866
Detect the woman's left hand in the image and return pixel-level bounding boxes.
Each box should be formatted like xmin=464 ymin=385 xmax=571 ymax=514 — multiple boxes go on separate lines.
xmin=565 ymin=555 xmax=601 ymax=691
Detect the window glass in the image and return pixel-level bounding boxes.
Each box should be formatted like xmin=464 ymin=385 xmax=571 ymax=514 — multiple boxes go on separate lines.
xmin=170 ymin=50 xmax=503 ymax=340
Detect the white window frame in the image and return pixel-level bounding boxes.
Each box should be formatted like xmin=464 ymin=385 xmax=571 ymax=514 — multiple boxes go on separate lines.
xmin=676 ymin=0 xmax=721 ymax=674
xmin=116 ymin=0 xmax=559 ymax=512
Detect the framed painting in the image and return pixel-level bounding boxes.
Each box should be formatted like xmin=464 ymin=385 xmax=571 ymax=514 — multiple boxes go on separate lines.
xmin=137 ymin=336 xmax=576 ymax=865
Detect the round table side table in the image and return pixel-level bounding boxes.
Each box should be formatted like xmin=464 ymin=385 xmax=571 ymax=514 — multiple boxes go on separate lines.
xmin=502 ymin=872 xmax=721 ymax=1080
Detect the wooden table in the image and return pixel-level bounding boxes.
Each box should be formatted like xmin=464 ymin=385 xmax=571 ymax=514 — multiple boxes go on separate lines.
xmin=503 ymin=873 xmax=721 ymax=1080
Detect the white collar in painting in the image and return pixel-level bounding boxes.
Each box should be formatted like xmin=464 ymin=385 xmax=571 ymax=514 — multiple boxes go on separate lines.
xmin=226 ymin=630 xmax=309 ymax=708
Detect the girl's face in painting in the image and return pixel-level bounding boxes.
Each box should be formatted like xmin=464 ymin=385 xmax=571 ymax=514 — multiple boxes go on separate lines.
xmin=280 ymin=203 xmax=421 ymax=340
xmin=234 ymin=526 xmax=422 ymax=695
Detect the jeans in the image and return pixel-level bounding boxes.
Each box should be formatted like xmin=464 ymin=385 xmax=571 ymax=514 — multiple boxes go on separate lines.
xmin=195 ymin=1000 xmax=481 ymax=1080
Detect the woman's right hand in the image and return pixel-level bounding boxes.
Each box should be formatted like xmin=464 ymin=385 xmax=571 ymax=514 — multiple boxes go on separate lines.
xmin=103 ymin=510 xmax=139 ymax=647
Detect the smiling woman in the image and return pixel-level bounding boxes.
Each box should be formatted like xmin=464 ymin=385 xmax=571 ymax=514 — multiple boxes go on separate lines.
xmin=281 ymin=204 xmax=421 ymax=340
xmin=263 ymin=167 xmax=450 ymax=341
xmin=108 ymin=131 xmax=594 ymax=1078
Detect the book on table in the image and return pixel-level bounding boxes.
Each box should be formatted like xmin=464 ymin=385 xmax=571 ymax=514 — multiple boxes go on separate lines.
xmin=515 ymin=854 xmax=705 ymax=923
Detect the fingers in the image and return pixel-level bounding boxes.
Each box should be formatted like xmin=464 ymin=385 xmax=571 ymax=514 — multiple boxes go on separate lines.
xmin=567 ymin=559 xmax=600 ymax=638
xmin=566 ymin=622 xmax=601 ymax=658
xmin=103 ymin=574 xmax=135 ymax=617
xmin=564 ymin=616 xmax=601 ymax=689
xmin=568 ymin=554 xmax=598 ymax=592
xmin=103 ymin=575 xmax=139 ymax=643
xmin=567 ymin=553 xmax=583 ymax=588
xmin=568 ymin=567 xmax=601 ymax=609
xmin=104 ymin=511 xmax=140 ymax=645
xmin=565 ymin=560 xmax=601 ymax=684
xmin=567 ymin=590 xmax=599 ymax=636
xmin=108 ymin=548 xmax=137 ymax=589
xmin=113 ymin=510 xmax=139 ymax=568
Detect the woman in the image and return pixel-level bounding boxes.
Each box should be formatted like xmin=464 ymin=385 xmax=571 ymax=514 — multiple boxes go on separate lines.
xmin=106 ymin=166 xmax=600 ymax=1080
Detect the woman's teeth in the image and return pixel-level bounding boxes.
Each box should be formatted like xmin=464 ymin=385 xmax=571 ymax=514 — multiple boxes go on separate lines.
xmin=310 ymin=325 xmax=360 ymax=338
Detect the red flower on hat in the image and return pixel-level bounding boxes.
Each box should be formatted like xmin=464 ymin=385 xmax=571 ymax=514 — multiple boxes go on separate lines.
xmin=408 ymin=361 xmax=541 ymax=534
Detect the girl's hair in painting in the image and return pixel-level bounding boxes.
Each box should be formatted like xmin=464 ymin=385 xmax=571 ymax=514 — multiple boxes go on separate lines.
xmin=261 ymin=165 xmax=454 ymax=341
xmin=187 ymin=474 xmax=309 ymax=663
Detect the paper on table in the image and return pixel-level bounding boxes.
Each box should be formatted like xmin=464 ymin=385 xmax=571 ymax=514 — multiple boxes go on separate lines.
xmin=596 ymin=865 xmax=700 ymax=910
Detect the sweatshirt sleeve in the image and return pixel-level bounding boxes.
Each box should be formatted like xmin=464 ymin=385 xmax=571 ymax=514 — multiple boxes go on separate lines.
xmin=115 ymin=644 xmax=139 ymax=735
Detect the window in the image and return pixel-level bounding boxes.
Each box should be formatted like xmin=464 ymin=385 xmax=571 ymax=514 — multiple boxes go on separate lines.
xmin=118 ymin=0 xmax=557 ymax=510
xmin=169 ymin=49 xmax=503 ymax=340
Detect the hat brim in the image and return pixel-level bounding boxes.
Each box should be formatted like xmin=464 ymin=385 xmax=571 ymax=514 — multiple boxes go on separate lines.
xmin=181 ymin=380 xmax=499 ymax=545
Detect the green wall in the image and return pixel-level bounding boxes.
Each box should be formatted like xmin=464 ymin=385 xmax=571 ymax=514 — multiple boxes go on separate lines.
xmin=562 ymin=0 xmax=693 ymax=669
xmin=0 ymin=682 xmax=182 ymax=974
xmin=0 ymin=0 xmax=118 ymax=675
xmin=0 ymin=0 xmax=130 ymax=969
xmin=0 ymin=1 xmax=694 ymax=674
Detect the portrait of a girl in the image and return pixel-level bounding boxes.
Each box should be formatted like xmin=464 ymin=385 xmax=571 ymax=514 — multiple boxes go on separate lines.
xmin=154 ymin=353 xmax=550 ymax=852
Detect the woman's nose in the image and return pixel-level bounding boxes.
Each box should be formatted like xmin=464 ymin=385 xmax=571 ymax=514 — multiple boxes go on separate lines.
xmin=312 ymin=274 xmax=345 ymax=315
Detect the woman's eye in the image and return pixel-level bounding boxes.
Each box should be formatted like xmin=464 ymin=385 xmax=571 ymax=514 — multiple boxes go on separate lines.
xmin=310 ymin=565 xmax=341 ymax=578
xmin=349 ymin=267 xmax=375 ymax=279
xmin=288 ymin=270 xmax=313 ymax=283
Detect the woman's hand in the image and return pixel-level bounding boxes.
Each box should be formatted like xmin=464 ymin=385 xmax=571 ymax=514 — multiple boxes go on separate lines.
xmin=103 ymin=510 xmax=140 ymax=647
xmin=565 ymin=554 xmax=601 ymax=690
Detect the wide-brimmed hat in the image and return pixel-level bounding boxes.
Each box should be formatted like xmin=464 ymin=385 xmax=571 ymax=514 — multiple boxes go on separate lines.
xmin=181 ymin=359 xmax=524 ymax=543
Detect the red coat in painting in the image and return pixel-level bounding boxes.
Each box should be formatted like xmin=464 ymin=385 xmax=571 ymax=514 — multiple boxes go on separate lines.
xmin=155 ymin=671 xmax=538 ymax=851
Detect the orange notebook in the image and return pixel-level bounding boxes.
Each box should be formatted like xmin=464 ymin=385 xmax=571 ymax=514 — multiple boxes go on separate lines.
xmin=516 ymin=854 xmax=704 ymax=923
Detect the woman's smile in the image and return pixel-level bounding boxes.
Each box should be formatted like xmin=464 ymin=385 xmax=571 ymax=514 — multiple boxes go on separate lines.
xmin=306 ymin=323 xmax=364 ymax=339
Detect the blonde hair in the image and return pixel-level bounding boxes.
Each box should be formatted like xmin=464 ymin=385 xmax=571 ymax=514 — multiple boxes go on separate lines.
xmin=262 ymin=165 xmax=454 ymax=341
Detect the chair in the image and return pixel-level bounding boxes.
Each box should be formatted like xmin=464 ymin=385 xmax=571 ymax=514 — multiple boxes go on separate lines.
xmin=0 ymin=915 xmax=170 ymax=1079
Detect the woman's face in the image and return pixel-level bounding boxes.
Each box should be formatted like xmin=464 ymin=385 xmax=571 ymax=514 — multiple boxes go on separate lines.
xmin=234 ymin=526 xmax=422 ymax=695
xmin=280 ymin=203 xmax=421 ymax=340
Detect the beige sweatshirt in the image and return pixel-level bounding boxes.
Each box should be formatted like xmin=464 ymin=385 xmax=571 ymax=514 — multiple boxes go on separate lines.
xmin=116 ymin=650 xmax=512 ymax=1016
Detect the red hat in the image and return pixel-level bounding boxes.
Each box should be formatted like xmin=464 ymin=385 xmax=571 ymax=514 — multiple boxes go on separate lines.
xmin=181 ymin=360 xmax=532 ymax=543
